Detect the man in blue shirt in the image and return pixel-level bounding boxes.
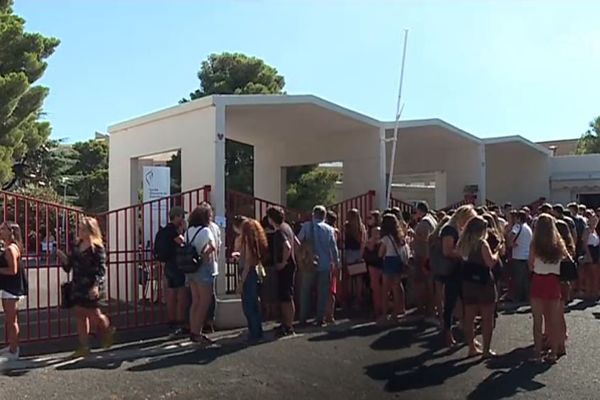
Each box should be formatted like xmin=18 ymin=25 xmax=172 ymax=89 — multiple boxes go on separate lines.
xmin=298 ymin=205 xmax=340 ymax=326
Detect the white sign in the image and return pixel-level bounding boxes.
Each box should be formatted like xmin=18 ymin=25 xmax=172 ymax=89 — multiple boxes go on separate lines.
xmin=142 ymin=166 xmax=171 ymax=250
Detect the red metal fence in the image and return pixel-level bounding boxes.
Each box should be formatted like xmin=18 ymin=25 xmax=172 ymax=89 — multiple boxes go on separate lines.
xmin=0 ymin=185 xmax=211 ymax=344
xmin=95 ymin=185 xmax=211 ymax=333
xmin=390 ymin=197 xmax=414 ymax=215
xmin=0 ymin=191 xmax=85 ymax=343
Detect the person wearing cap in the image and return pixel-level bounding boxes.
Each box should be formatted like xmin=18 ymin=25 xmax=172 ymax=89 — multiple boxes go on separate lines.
xmin=163 ymin=206 xmax=189 ymax=336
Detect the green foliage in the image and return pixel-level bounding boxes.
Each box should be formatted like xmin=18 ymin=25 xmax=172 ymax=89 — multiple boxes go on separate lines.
xmin=166 ymin=150 xmax=181 ymax=194
xmin=182 ymin=52 xmax=284 ymax=194
xmin=184 ymin=52 xmax=285 ymax=101
xmin=287 ymin=168 xmax=340 ymax=211
xmin=67 ymin=139 xmax=109 ymax=213
xmin=576 ymin=116 xmax=600 ymax=154
xmin=0 ymin=1 xmax=60 ymax=186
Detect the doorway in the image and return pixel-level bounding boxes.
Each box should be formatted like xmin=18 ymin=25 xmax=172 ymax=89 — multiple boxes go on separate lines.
xmin=578 ymin=193 xmax=600 ymax=210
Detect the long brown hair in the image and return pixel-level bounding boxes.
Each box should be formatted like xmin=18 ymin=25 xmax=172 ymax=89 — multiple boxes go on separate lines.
xmin=555 ymin=219 xmax=575 ymax=258
xmin=457 ymin=216 xmax=488 ymax=258
xmin=531 ymin=213 xmax=567 ymax=264
xmin=345 ymin=208 xmax=366 ymax=242
xmin=241 ymin=219 xmax=269 ymax=265
xmin=381 ymin=213 xmax=403 ymax=245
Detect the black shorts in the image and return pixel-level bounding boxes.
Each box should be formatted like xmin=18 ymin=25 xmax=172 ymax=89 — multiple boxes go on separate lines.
xmin=164 ymin=261 xmax=186 ymax=289
xmin=277 ymin=263 xmax=296 ymax=302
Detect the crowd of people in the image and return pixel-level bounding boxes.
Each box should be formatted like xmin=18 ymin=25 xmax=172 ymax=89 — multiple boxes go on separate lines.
xmin=1 ymin=197 xmax=598 ymax=365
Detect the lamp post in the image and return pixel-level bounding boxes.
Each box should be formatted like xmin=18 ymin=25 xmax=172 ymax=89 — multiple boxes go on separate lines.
xmin=61 ymin=177 xmax=70 ymax=237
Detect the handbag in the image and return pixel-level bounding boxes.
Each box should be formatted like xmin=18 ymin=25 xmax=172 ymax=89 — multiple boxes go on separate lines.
xmin=347 ymin=261 xmax=367 ymax=276
xmin=61 ymin=281 xmax=74 ymax=309
xmin=560 ymin=259 xmax=578 ymax=282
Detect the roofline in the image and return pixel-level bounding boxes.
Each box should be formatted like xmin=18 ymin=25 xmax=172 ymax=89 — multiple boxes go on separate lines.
xmin=483 ymin=135 xmax=552 ymax=156
xmin=213 ymin=94 xmax=381 ymax=128
xmin=108 ymin=96 xmax=215 ymax=133
xmin=382 ymin=118 xmax=483 ymax=145
xmin=109 ymin=94 xmax=382 ymax=133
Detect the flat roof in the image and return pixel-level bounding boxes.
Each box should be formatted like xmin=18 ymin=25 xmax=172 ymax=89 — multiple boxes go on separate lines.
xmin=483 ymin=135 xmax=552 ymax=156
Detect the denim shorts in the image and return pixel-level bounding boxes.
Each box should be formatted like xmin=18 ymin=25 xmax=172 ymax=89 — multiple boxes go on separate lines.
xmin=383 ymin=256 xmax=403 ymax=276
xmin=186 ymin=264 xmax=216 ymax=286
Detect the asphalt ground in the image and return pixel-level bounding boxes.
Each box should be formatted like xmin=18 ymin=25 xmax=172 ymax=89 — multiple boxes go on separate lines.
xmin=1 ymin=300 xmax=600 ymax=400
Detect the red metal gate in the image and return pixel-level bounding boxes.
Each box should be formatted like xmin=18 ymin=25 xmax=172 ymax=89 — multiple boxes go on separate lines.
xmin=0 ymin=191 xmax=85 ymax=343
xmin=0 ymin=185 xmax=211 ymax=344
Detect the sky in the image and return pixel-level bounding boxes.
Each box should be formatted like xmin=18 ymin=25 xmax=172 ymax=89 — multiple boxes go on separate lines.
xmin=13 ymin=0 xmax=600 ymax=143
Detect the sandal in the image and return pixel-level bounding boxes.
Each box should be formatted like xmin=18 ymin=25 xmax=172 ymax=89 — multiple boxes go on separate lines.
xmin=482 ymin=350 xmax=497 ymax=359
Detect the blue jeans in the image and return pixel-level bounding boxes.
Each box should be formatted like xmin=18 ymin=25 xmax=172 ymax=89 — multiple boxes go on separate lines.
xmin=299 ymin=269 xmax=331 ymax=323
xmin=242 ymin=268 xmax=263 ymax=340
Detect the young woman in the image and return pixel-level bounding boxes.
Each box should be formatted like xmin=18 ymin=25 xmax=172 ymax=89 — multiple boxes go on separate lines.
xmin=367 ymin=210 xmax=382 ymax=230
xmin=458 ymin=216 xmax=499 ymax=358
xmin=343 ymin=209 xmax=367 ymax=310
xmin=378 ymin=214 xmax=409 ymax=322
xmin=555 ymin=219 xmax=574 ymax=355
xmin=239 ymin=219 xmax=269 ymax=342
xmin=185 ymin=204 xmax=218 ymax=345
xmin=582 ymin=214 xmax=600 ymax=299
xmin=439 ymin=205 xmax=477 ymax=347
xmin=529 ymin=214 xmax=570 ymax=363
xmin=325 ymin=210 xmax=341 ymax=322
xmin=429 ymin=215 xmax=450 ymax=329
xmin=260 ymin=216 xmax=278 ymax=321
xmin=58 ymin=217 xmax=114 ymax=358
xmin=0 ymin=222 xmax=27 ymax=361
xmin=364 ymin=225 xmax=383 ymax=319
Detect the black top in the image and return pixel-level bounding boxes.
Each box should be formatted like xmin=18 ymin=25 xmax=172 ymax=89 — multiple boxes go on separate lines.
xmin=440 ymin=224 xmax=460 ymax=269
xmin=273 ymin=223 xmax=296 ymax=267
xmin=0 ymin=246 xmax=28 ymax=296
xmin=164 ymin=222 xmax=180 ymax=262
xmin=345 ymin=228 xmax=362 ymax=251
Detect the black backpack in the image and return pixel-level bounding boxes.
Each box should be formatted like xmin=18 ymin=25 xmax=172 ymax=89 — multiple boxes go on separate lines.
xmin=175 ymin=228 xmax=203 ymax=273
xmin=153 ymin=226 xmax=172 ymax=262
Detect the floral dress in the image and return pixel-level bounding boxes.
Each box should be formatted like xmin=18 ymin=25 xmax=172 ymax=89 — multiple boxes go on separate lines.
xmin=63 ymin=243 xmax=106 ymax=308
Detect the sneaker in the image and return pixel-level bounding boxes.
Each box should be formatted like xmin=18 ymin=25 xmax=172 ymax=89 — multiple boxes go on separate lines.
xmin=0 ymin=347 xmax=19 ymax=361
xmin=275 ymin=325 xmax=295 ymax=338
xmin=102 ymin=327 xmax=116 ymax=349
xmin=70 ymin=346 xmax=90 ymax=359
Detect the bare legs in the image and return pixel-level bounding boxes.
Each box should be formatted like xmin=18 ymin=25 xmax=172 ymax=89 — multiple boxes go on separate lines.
xmin=2 ymin=299 xmax=19 ymax=353
xmin=74 ymin=306 xmax=111 ymax=351
xmin=369 ymin=267 xmax=383 ymax=319
xmin=189 ymin=282 xmax=213 ymax=338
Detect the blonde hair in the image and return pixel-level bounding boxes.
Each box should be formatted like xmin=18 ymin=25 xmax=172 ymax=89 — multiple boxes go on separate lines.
xmin=457 ymin=216 xmax=488 ymax=258
xmin=448 ymin=205 xmax=475 ymax=231
xmin=81 ymin=217 xmax=104 ymax=249
xmin=2 ymin=222 xmax=23 ymax=253
xmin=532 ymin=214 xmax=567 ymax=264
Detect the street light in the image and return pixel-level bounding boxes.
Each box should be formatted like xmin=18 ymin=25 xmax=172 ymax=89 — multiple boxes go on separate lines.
xmin=61 ymin=177 xmax=70 ymax=239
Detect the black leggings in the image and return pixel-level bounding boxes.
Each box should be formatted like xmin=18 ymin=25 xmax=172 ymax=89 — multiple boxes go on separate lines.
xmin=443 ymin=275 xmax=462 ymax=330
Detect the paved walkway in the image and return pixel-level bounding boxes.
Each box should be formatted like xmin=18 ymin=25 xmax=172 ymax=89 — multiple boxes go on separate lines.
xmin=1 ymin=301 xmax=600 ymax=400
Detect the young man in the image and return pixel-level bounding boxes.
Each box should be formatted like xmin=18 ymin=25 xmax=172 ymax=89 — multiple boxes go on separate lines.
xmin=298 ymin=205 xmax=340 ymax=327
xmin=553 ymin=204 xmax=578 ymax=245
xmin=411 ymin=201 xmax=437 ymax=322
xmin=163 ymin=206 xmax=189 ymax=335
xmin=508 ymin=210 xmax=533 ymax=303
xmin=568 ymin=202 xmax=587 ymax=257
xmin=267 ymin=206 xmax=298 ymax=336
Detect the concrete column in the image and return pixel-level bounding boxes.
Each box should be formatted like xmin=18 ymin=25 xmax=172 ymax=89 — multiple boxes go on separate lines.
xmin=214 ymin=103 xmax=227 ymax=296
xmin=434 ymin=171 xmax=447 ymax=209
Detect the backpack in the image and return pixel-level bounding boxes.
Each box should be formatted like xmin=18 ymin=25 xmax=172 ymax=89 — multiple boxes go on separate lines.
xmin=429 ymin=232 xmax=455 ymax=277
xmin=175 ymin=228 xmax=203 ymax=273
xmin=153 ymin=226 xmax=172 ymax=262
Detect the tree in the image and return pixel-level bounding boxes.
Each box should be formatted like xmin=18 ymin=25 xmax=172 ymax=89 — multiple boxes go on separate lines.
xmin=182 ymin=52 xmax=285 ymax=195
xmin=576 ymin=116 xmax=600 ymax=154
xmin=0 ymin=0 xmax=60 ymax=188
xmin=184 ymin=52 xmax=285 ymax=101
xmin=67 ymin=139 xmax=108 ymax=213
xmin=287 ymin=168 xmax=340 ymax=211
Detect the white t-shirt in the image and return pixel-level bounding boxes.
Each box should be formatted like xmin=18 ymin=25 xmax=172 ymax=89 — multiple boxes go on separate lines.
xmin=186 ymin=226 xmax=218 ymax=276
xmin=533 ymin=257 xmax=560 ymax=275
xmin=588 ymin=231 xmax=600 ymax=247
xmin=511 ymin=223 xmax=532 ymax=260
xmin=382 ymin=235 xmax=410 ymax=264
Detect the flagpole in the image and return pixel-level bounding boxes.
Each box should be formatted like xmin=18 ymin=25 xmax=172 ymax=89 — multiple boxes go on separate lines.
xmin=386 ymin=29 xmax=409 ymax=208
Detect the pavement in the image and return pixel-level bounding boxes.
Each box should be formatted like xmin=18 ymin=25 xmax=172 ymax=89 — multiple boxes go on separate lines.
xmin=1 ymin=300 xmax=600 ymax=400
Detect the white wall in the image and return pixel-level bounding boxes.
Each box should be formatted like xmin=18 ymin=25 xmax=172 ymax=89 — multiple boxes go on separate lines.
xmin=550 ymin=154 xmax=600 ymax=175
xmin=252 ymin=127 xmax=381 ymax=205
xmin=550 ymin=154 xmax=600 ymax=203
xmin=486 ymin=143 xmax=550 ymax=207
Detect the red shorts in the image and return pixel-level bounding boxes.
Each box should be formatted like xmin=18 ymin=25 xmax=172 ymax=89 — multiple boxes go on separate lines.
xmin=330 ymin=270 xmax=338 ymax=295
xmin=531 ymin=273 xmax=561 ymax=300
